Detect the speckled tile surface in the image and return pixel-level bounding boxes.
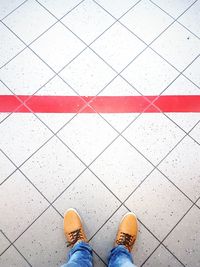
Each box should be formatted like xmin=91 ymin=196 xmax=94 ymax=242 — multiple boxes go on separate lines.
xmin=164 ymin=206 xmax=200 ymax=267
xmin=53 ymin=169 xmax=121 ymax=239
xmin=159 ymin=136 xmax=200 ymax=202
xmin=123 ymin=113 xmax=185 ymax=165
xmin=0 ymin=0 xmax=200 ymax=266
xmin=143 ymin=244 xmax=183 ymax=267
xmin=125 ymin=169 xmax=192 ymax=240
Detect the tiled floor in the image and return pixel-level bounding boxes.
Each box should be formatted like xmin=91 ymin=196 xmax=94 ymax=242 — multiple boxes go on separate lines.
xmin=0 ymin=0 xmax=200 ymax=266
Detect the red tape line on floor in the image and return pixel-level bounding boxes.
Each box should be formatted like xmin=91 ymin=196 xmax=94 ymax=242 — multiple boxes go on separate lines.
xmin=0 ymin=95 xmax=200 ymax=113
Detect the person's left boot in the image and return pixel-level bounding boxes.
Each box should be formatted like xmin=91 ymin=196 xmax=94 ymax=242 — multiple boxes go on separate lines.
xmin=64 ymin=208 xmax=87 ymax=247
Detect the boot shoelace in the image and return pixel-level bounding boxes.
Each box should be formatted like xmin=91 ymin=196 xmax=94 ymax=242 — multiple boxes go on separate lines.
xmin=67 ymin=229 xmax=83 ymax=247
xmin=116 ymin=232 xmax=136 ymax=248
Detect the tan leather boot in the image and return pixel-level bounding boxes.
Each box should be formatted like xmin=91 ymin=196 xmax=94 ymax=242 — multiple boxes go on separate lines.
xmin=115 ymin=212 xmax=138 ymax=252
xmin=64 ymin=208 xmax=87 ymax=247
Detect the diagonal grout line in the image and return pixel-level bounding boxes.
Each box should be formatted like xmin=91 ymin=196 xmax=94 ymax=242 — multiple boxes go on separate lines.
xmin=93 ymin=118 xmax=199 ymax=215
xmin=0 ymin=0 xmax=86 ymax=69
xmin=92 ymin=249 xmax=107 ymax=266
xmin=88 ymin=203 xmax=124 ymax=242
xmin=141 ymin=195 xmax=200 ymax=267
xmin=1 ymin=0 xmax=200 ymax=127
xmin=92 ymin=0 xmax=200 ymax=95
xmin=0 ymin=4 xmax=197 ymax=267
xmin=0 ymin=231 xmax=32 ymax=266
xmin=162 ymin=113 xmax=200 ymax=146
xmin=1 ymin=0 xmax=199 ymax=140
xmin=0 ymin=109 xmax=196 ymax=266
xmin=51 ymin=118 xmax=199 ymax=264
xmin=1 ymin=0 xmax=197 ymax=149
xmin=85 ymin=119 xmax=200 ymax=265
xmin=0 ymin=0 xmax=144 ymax=125
xmin=0 ymin=0 xmax=199 ymax=262
xmin=91 ymin=0 xmax=200 ymax=103
xmin=124 ymin=202 xmax=189 ymax=267
xmin=0 ymin=48 xmax=198 ymax=266
xmin=121 ymin=118 xmax=200 ymax=207
xmin=0 ymin=0 xmax=28 ymax=22
xmin=1 ymin=76 xmax=198 ymax=212
xmin=0 ymin=148 xmax=63 ymax=219
xmin=149 ymin=0 xmax=200 ymax=40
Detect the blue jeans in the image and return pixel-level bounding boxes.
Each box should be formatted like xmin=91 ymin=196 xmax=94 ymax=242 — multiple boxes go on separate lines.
xmin=61 ymin=242 xmax=136 ymax=267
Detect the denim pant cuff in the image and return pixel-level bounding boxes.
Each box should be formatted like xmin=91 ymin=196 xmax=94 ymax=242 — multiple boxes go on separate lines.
xmin=108 ymin=245 xmax=134 ymax=264
xmin=68 ymin=241 xmax=92 ymax=259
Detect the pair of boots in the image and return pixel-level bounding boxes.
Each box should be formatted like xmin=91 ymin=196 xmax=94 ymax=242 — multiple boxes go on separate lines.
xmin=63 ymin=208 xmax=138 ymax=266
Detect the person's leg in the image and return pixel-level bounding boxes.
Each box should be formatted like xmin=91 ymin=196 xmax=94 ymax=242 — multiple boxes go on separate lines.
xmin=108 ymin=245 xmax=136 ymax=267
xmin=61 ymin=209 xmax=93 ymax=267
xmin=108 ymin=212 xmax=138 ymax=267
xmin=61 ymin=242 xmax=93 ymax=267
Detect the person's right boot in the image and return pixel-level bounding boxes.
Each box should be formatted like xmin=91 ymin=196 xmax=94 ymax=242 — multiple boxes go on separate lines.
xmin=115 ymin=212 xmax=138 ymax=252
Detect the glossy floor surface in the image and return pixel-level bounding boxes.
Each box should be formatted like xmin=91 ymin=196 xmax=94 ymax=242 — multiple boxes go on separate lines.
xmin=0 ymin=0 xmax=200 ymax=266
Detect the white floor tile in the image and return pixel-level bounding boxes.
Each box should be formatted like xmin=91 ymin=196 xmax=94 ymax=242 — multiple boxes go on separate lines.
xmin=0 ymin=246 xmax=30 ymax=267
xmin=62 ymin=0 xmax=114 ymax=44
xmin=15 ymin=207 xmax=67 ymax=267
xmin=90 ymin=136 xmax=153 ymax=201
xmin=143 ymin=244 xmax=183 ymax=267
xmin=100 ymin=76 xmax=140 ymax=97
xmin=165 ymin=113 xmax=200 ymax=133
xmin=159 ymin=136 xmax=200 ymax=201
xmin=164 ymin=206 xmax=200 ymax=267
xmin=38 ymin=0 xmax=83 ymax=19
xmin=162 ymin=74 xmax=200 ymax=95
xmin=0 ymin=113 xmax=52 ymax=166
xmin=36 ymin=76 xmax=75 ymax=96
xmin=151 ymin=22 xmax=200 ymax=71
xmin=189 ymin=121 xmax=200 ymax=143
xmin=3 ymin=0 xmax=56 ymax=44
xmin=21 ymin=136 xmax=85 ymax=202
xmin=125 ymin=169 xmax=192 ymax=240
xmin=0 ymin=0 xmax=26 ymax=20
xmin=91 ymin=205 xmax=159 ymax=266
xmin=0 ymin=150 xmax=15 ymax=184
xmin=54 ymin=169 xmax=120 ymax=238
xmin=0 ymin=23 xmax=25 ymax=67
xmin=31 ymin=23 xmax=85 ymax=72
xmin=123 ymin=113 xmax=184 ymax=165
xmin=91 ymin=22 xmax=145 ymax=72
xmin=151 ymin=0 xmax=196 ymax=18
xmin=121 ymin=0 xmax=172 ymax=44
xmin=121 ymin=48 xmax=178 ymax=95
xmin=58 ymin=113 xmax=117 ymax=165
xmin=0 ymin=170 xmax=48 ymax=241
xmin=0 ymin=49 xmax=54 ymax=95
xmin=0 ymin=232 xmax=10 ymax=254
xmin=95 ymin=0 xmax=138 ymax=19
xmin=184 ymin=56 xmax=200 ymax=87
xmin=178 ymin=0 xmax=200 ymax=38
xmin=60 ymin=48 xmax=116 ymax=96
xmin=36 ymin=113 xmax=75 ymax=133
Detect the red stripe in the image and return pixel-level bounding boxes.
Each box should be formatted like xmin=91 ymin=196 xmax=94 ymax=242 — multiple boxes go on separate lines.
xmin=0 ymin=95 xmax=200 ymax=113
